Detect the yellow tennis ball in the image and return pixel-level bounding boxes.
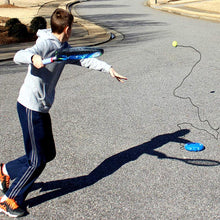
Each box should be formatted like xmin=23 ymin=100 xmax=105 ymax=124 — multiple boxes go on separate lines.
xmin=172 ymin=41 xmax=178 ymax=47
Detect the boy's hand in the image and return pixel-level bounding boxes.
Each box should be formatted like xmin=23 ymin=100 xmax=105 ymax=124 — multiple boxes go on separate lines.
xmin=32 ymin=55 xmax=44 ymax=69
xmin=109 ymin=68 xmax=127 ymax=83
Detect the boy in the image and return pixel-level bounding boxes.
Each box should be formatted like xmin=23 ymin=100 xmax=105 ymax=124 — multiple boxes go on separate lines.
xmin=0 ymin=8 xmax=127 ymax=218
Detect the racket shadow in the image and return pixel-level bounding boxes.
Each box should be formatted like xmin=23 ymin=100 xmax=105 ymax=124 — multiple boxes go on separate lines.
xmin=26 ymin=129 xmax=219 ymax=208
xmin=166 ymin=157 xmax=220 ymax=166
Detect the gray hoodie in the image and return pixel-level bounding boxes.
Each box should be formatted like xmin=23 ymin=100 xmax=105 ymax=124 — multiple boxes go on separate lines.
xmin=14 ymin=29 xmax=111 ymax=113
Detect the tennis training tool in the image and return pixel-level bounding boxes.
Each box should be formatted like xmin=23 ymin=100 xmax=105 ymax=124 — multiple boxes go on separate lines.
xmin=184 ymin=142 xmax=205 ymax=152
xmin=42 ymin=47 xmax=104 ymax=65
xmin=172 ymin=41 xmax=178 ymax=47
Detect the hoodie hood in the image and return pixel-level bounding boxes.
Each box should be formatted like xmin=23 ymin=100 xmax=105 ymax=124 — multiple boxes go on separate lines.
xmin=36 ymin=29 xmax=62 ymax=48
xmin=33 ymin=28 xmax=71 ymax=61
xmin=37 ymin=29 xmax=56 ymax=40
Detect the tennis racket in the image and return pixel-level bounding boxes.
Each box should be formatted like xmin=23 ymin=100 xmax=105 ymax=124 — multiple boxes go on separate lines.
xmin=42 ymin=47 xmax=104 ymax=65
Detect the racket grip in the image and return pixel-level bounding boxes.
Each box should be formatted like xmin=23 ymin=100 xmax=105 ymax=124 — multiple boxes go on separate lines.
xmin=42 ymin=57 xmax=55 ymax=65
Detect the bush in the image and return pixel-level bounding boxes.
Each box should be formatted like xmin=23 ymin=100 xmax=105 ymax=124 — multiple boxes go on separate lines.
xmin=30 ymin=16 xmax=47 ymax=34
xmin=5 ymin=18 xmax=21 ymax=29
xmin=8 ymin=23 xmax=28 ymax=41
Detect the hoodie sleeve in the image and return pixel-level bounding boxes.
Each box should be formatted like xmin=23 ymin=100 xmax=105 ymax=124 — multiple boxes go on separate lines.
xmin=13 ymin=37 xmax=48 ymax=65
xmin=14 ymin=47 xmax=35 ymax=64
xmin=79 ymin=58 xmax=112 ymax=73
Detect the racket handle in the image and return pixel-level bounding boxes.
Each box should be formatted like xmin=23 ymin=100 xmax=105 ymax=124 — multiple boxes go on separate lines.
xmin=42 ymin=57 xmax=56 ymax=65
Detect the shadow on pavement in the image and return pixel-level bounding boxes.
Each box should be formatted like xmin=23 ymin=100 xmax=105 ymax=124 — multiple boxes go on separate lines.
xmin=26 ymin=129 xmax=219 ymax=208
xmin=77 ymin=12 xmax=168 ymax=44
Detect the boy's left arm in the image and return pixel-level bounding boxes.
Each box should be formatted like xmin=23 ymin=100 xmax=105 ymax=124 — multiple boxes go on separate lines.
xmin=109 ymin=68 xmax=127 ymax=83
xmin=79 ymin=58 xmax=127 ymax=83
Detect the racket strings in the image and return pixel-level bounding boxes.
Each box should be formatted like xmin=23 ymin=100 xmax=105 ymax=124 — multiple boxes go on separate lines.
xmin=173 ymin=45 xmax=219 ymax=140
xmin=57 ymin=47 xmax=103 ymax=55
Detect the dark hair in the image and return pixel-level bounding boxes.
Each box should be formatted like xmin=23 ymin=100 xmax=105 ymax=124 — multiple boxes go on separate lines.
xmin=50 ymin=8 xmax=73 ymax=34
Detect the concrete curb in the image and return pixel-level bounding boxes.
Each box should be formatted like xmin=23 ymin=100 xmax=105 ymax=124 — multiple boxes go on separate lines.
xmin=146 ymin=0 xmax=220 ymax=23
xmin=69 ymin=1 xmax=112 ymax=46
xmin=69 ymin=1 xmax=124 ymax=46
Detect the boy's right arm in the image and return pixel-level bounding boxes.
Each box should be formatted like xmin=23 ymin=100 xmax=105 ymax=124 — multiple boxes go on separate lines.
xmin=14 ymin=49 xmax=36 ymax=65
xmin=14 ymin=49 xmax=44 ymax=69
xmin=13 ymin=38 xmax=45 ymax=68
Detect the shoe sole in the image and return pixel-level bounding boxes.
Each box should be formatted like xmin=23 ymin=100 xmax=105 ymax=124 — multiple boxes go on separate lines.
xmin=0 ymin=164 xmax=8 ymax=194
xmin=0 ymin=207 xmax=24 ymax=218
xmin=0 ymin=184 xmax=8 ymax=194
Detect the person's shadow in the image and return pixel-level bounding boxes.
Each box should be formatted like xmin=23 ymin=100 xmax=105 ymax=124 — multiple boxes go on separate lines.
xmin=26 ymin=129 xmax=219 ymax=208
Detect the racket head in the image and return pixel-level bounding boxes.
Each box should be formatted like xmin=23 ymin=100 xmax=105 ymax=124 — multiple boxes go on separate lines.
xmin=56 ymin=47 xmax=104 ymax=60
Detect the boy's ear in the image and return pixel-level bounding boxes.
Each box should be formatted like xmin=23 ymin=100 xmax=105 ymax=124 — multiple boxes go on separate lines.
xmin=64 ymin=25 xmax=72 ymax=36
xmin=64 ymin=26 xmax=69 ymax=34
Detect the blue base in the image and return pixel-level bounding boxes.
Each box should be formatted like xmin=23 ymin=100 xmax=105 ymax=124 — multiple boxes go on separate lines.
xmin=184 ymin=143 xmax=205 ymax=152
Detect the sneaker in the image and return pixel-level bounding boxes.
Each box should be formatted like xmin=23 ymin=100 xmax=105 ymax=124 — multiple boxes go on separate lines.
xmin=0 ymin=197 xmax=25 ymax=218
xmin=0 ymin=164 xmax=10 ymax=194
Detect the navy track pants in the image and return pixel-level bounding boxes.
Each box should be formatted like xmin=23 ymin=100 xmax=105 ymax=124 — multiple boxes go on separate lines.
xmin=5 ymin=102 xmax=56 ymax=205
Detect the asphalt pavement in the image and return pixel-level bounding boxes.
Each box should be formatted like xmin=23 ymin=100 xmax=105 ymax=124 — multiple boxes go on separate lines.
xmin=0 ymin=0 xmax=220 ymax=219
xmin=0 ymin=0 xmax=220 ymax=62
